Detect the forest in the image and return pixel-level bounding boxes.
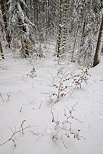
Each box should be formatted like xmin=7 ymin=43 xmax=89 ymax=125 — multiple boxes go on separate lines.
xmin=0 ymin=1 xmax=103 ymax=154
xmin=0 ymin=0 xmax=102 ymax=66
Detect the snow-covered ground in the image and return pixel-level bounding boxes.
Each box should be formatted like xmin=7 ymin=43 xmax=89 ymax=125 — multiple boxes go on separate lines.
xmin=0 ymin=47 xmax=103 ymax=154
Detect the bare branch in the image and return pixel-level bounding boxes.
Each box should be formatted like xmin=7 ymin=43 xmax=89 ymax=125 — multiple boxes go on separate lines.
xmin=0 ymin=121 xmax=30 ymax=147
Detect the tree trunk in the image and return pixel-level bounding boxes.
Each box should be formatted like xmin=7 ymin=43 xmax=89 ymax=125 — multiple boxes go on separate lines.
xmin=56 ymin=0 xmax=62 ymax=57
xmin=0 ymin=0 xmax=11 ymax=48
xmin=0 ymin=41 xmax=4 ymax=59
xmin=93 ymin=16 xmax=103 ymax=67
xmin=101 ymin=45 xmax=103 ymax=54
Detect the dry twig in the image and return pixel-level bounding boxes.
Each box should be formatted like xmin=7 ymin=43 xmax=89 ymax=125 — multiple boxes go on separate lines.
xmin=0 ymin=121 xmax=30 ymax=147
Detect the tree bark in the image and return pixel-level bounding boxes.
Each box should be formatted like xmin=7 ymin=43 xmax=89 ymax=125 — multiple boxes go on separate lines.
xmin=0 ymin=41 xmax=4 ymax=59
xmin=93 ymin=15 xmax=103 ymax=67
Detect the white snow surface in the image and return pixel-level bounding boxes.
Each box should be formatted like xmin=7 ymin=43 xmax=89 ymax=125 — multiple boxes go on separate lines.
xmin=0 ymin=48 xmax=103 ymax=154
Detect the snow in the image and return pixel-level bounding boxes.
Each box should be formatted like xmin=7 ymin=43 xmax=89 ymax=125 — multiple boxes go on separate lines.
xmin=0 ymin=47 xmax=103 ymax=154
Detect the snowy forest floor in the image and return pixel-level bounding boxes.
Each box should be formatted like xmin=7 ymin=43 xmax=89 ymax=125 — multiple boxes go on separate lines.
xmin=0 ymin=45 xmax=103 ymax=154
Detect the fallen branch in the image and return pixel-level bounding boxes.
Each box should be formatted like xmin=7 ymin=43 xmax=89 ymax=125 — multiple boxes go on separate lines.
xmin=0 ymin=121 xmax=30 ymax=147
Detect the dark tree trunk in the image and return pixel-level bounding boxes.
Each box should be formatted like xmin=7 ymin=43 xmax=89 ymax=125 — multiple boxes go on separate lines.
xmin=0 ymin=41 xmax=4 ymax=59
xmin=93 ymin=16 xmax=103 ymax=67
xmin=101 ymin=45 xmax=103 ymax=54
